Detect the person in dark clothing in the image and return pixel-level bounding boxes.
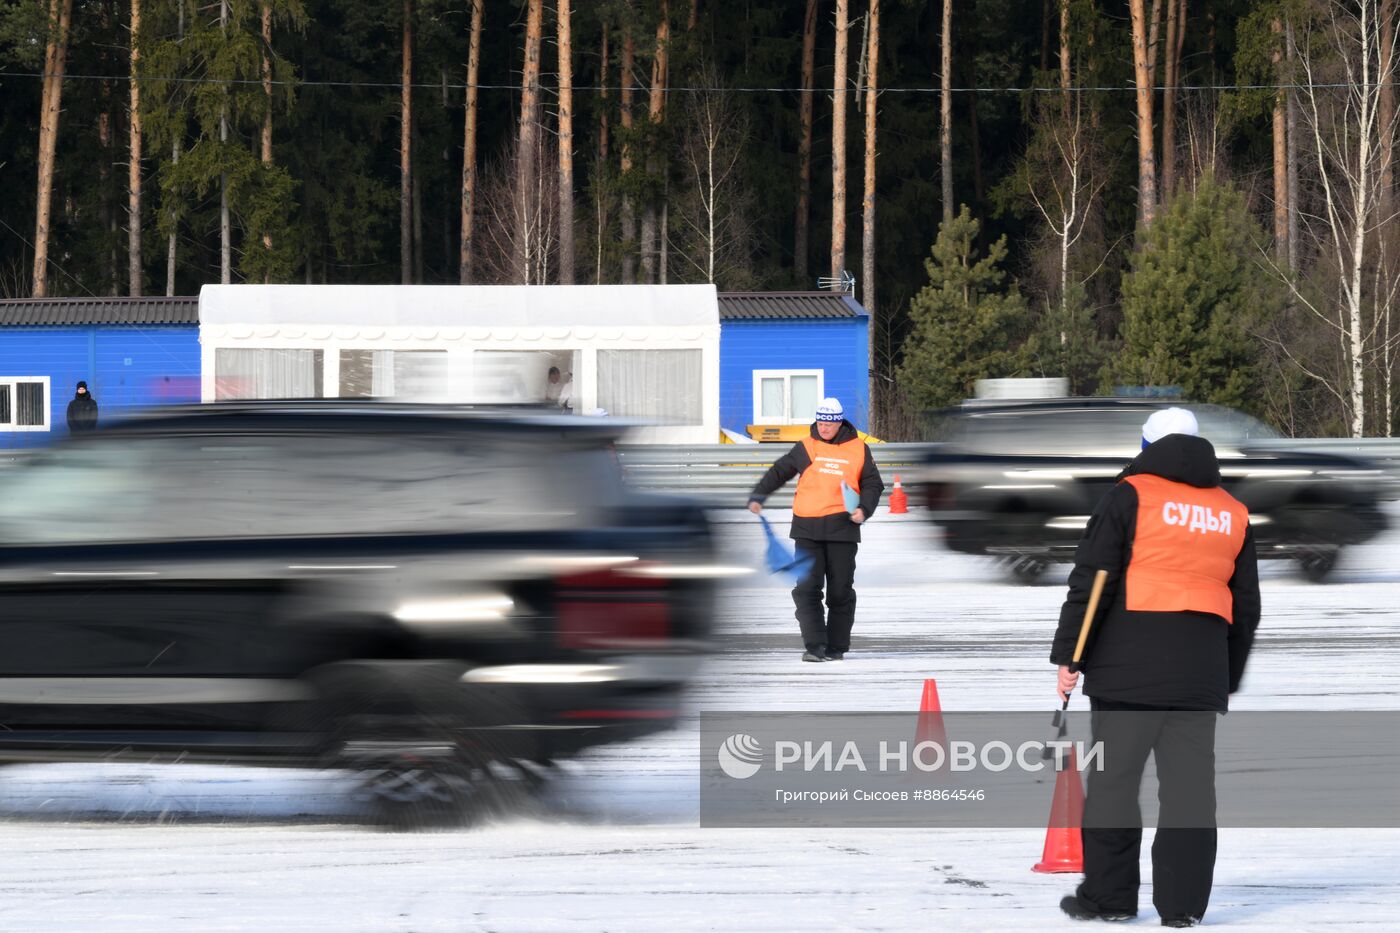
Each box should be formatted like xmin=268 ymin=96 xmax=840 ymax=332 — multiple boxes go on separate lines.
xmin=66 ymin=381 xmax=98 ymax=433
xmin=1052 ymin=407 xmax=1261 ymax=928
xmin=747 ymin=397 xmax=885 ymax=662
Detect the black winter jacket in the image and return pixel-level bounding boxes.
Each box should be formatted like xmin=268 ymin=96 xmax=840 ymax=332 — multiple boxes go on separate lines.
xmin=1049 ymin=434 xmax=1262 ymax=711
xmin=66 ymin=390 xmax=98 ymax=432
xmin=748 ymin=420 xmax=885 ymax=543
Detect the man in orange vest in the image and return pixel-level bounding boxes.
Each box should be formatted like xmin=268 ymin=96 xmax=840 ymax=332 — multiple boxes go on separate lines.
xmin=748 ymin=397 xmax=884 ymax=662
xmin=1052 ymin=407 xmax=1261 ymax=928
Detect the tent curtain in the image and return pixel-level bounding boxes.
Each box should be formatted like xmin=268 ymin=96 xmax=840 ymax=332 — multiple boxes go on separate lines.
xmin=597 ymin=349 xmax=702 ymax=424
xmin=338 ymin=350 xmax=446 ymax=398
xmin=214 ymin=349 xmax=323 ymax=400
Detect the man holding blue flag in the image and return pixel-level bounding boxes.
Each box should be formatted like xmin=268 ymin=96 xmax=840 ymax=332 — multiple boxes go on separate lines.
xmin=748 ymin=398 xmax=884 ymax=662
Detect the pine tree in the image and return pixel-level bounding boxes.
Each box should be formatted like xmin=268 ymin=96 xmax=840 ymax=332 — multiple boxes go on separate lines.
xmin=1023 ymin=281 xmax=1107 ymax=395
xmin=1109 ymin=175 xmax=1280 ymax=411
xmin=144 ymin=0 xmax=303 ymax=285
xmin=897 ymin=207 xmax=1030 ymax=410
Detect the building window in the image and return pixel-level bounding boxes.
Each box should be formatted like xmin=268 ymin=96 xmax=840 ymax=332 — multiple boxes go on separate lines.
xmin=752 ymin=370 xmax=823 ymax=425
xmin=214 ymin=349 xmax=323 ymax=400
xmin=339 ymin=350 xmax=448 ymax=399
xmin=0 ymin=376 xmax=49 ymax=432
xmin=597 ymin=349 xmax=702 ymax=424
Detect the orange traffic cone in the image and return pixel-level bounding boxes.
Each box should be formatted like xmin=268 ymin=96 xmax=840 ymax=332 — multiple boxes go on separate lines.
xmin=1032 ymin=746 xmax=1085 ymax=873
xmin=914 ymin=678 xmax=947 ymax=750
xmin=889 ymin=474 xmax=909 ymax=514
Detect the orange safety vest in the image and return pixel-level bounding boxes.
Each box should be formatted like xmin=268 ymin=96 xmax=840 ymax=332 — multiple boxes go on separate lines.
xmin=1122 ymin=474 xmax=1248 ymax=623
xmin=793 ymin=436 xmax=866 ymax=518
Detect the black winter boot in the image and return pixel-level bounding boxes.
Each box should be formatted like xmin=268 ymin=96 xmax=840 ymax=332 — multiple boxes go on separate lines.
xmin=1059 ymin=894 xmax=1137 ymax=922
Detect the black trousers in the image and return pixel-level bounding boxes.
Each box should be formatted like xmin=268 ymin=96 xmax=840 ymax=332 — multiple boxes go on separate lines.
xmin=791 ymin=538 xmax=858 ymax=652
xmin=1078 ymin=697 xmax=1218 ymax=922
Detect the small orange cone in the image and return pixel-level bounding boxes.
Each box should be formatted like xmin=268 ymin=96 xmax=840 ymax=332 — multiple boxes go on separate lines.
xmin=1032 ymin=746 xmax=1085 ymax=873
xmin=914 ymin=678 xmax=947 ymax=749
xmin=889 ymin=474 xmax=909 ymax=514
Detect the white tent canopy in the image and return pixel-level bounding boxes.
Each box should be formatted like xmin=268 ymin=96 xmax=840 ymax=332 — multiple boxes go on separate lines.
xmin=199 ymin=284 xmax=719 ymax=329
xmin=198 ymin=284 xmax=721 ymax=443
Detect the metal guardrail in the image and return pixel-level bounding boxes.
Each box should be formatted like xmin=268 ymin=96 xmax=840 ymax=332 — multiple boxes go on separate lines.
xmin=619 ymin=438 xmax=1400 ymax=504
xmin=617 ymin=442 xmax=929 ymax=506
xmin=8 ymin=438 xmax=1400 ymax=505
xmin=1251 ymin=437 xmax=1400 ymax=467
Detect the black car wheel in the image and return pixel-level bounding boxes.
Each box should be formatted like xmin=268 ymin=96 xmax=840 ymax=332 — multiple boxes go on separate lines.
xmin=1008 ymin=556 xmax=1050 ymax=585
xmin=300 ymin=661 xmax=534 ymax=829
xmin=1298 ymin=548 xmax=1340 ymax=583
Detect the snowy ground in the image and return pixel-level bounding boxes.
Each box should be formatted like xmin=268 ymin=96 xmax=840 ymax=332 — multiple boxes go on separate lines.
xmin=2 ymin=509 xmax=1398 ymax=930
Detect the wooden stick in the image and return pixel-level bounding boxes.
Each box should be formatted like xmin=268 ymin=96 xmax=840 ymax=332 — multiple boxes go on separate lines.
xmin=1046 ymin=568 xmax=1110 ymax=760
xmin=1070 ymin=569 xmax=1109 ymax=671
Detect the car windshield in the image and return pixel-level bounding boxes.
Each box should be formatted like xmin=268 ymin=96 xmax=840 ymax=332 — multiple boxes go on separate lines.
xmin=1191 ymin=405 xmax=1283 ymax=446
xmin=941 ymin=403 xmax=1281 ymax=457
xmin=0 ymin=430 xmax=623 ymax=545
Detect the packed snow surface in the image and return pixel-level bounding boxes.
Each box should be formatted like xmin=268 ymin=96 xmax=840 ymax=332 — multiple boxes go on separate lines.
xmin=2 ymin=509 xmax=1397 ymax=930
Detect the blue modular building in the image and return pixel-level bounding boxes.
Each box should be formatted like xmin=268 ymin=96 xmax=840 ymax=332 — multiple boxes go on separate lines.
xmin=717 ymin=291 xmax=871 ymax=438
xmin=2 ymin=291 xmax=869 ymax=446
xmin=0 ymin=297 xmax=201 ymax=448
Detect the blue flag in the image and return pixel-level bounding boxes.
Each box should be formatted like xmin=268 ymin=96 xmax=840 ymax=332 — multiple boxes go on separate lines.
xmin=842 ymin=482 xmax=861 ymax=513
xmin=758 ymin=514 xmax=815 ymax=586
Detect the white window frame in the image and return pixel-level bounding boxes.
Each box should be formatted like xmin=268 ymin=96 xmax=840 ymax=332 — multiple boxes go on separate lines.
xmin=0 ymin=376 xmax=51 ymax=432
xmin=752 ymin=369 xmax=824 ymax=426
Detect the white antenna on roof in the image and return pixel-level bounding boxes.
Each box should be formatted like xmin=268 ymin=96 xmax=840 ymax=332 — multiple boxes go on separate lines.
xmin=816 ymin=270 xmax=856 ymax=295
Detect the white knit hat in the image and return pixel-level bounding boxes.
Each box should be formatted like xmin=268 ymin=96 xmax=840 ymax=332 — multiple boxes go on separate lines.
xmin=815 ymin=397 xmax=845 ymax=422
xmin=1142 ymin=407 xmax=1199 ymax=446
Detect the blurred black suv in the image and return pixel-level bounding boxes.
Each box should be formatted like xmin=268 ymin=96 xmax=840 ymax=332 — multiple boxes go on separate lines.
xmin=0 ymin=403 xmax=717 ymax=821
xmin=915 ymin=398 xmax=1390 ymax=582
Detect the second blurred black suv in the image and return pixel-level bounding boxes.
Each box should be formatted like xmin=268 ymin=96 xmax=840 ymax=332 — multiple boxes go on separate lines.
xmin=915 ymin=398 xmax=1389 ymax=582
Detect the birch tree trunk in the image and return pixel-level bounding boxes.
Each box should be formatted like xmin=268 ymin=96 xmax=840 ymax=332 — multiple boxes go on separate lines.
xmin=129 ymin=0 xmax=143 ymax=295
xmin=557 ymin=0 xmax=574 ymax=284
xmin=32 ymin=0 xmax=74 ymax=297
xmin=1295 ymin=0 xmax=1392 ymax=437
xmin=460 ymin=0 xmax=483 ymax=283
xmin=1129 ymin=0 xmax=1157 ymax=227
xmin=517 ymin=0 xmax=543 ymax=283
xmin=940 ymin=0 xmax=952 ymax=224
xmin=832 ymin=0 xmax=849 ymax=282
xmin=1348 ymin=2 xmax=1377 ymax=436
xmin=1380 ymin=0 xmax=1395 ymax=219
xmin=795 ymin=0 xmax=817 ymax=280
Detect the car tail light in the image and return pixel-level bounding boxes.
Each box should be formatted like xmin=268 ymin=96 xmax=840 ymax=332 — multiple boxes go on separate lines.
xmin=555 ymin=565 xmax=671 ymax=649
